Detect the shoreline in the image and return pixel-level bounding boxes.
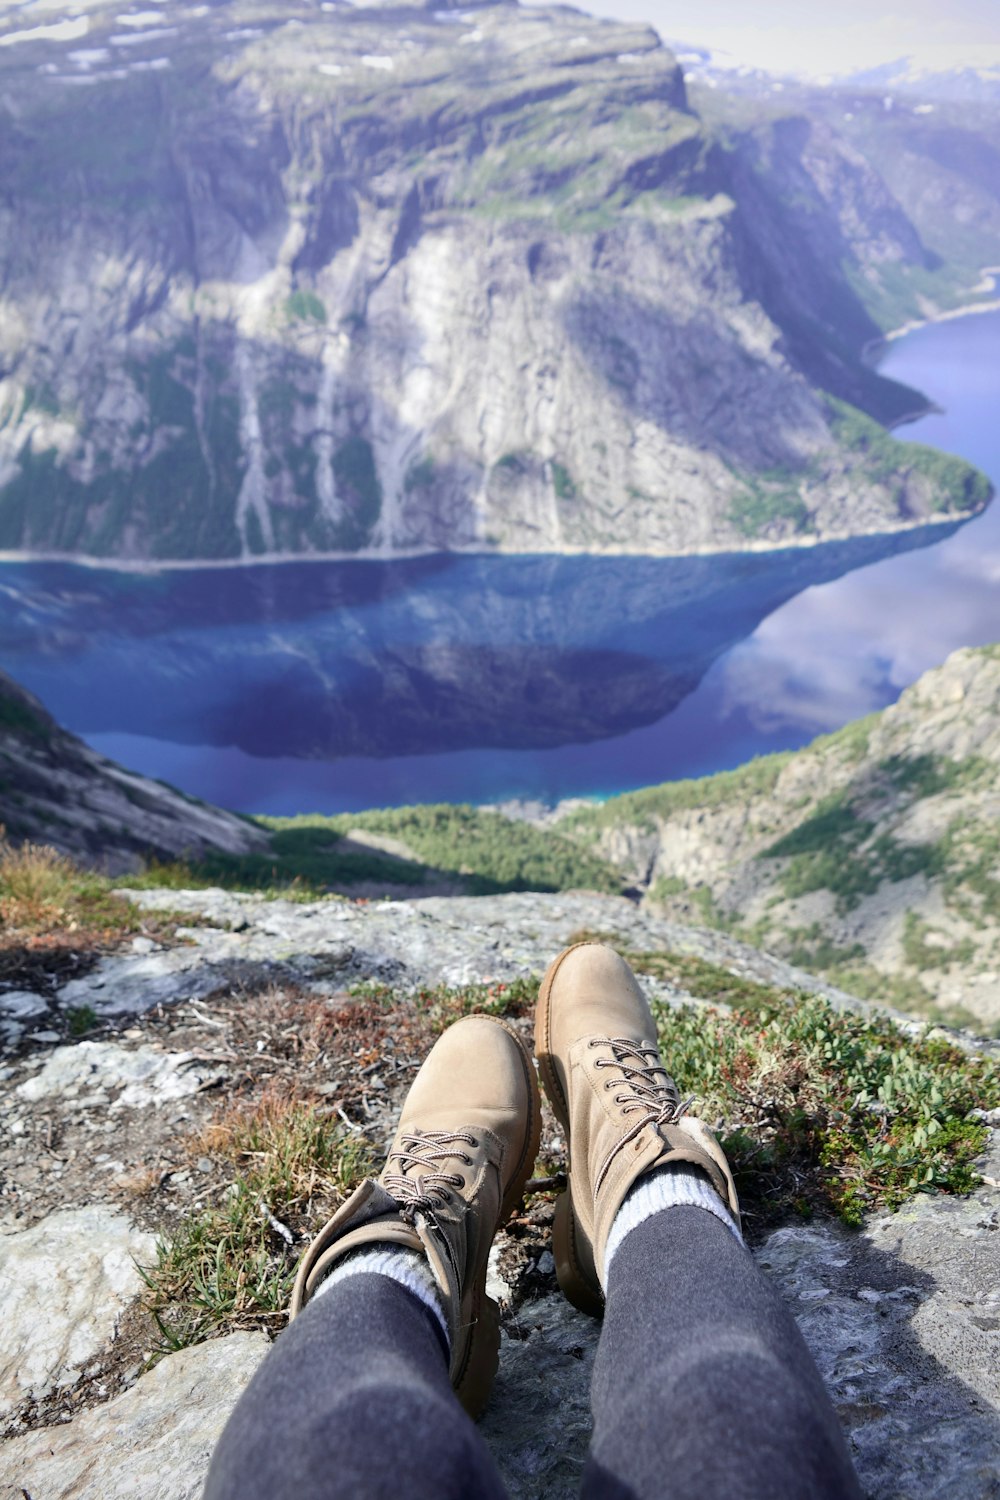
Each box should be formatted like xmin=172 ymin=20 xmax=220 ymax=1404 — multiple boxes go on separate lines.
xmin=863 ymin=266 xmax=1000 ymax=372
xmin=0 ymin=508 xmax=982 ymax=576
xmin=0 ymin=281 xmax=995 ymax=579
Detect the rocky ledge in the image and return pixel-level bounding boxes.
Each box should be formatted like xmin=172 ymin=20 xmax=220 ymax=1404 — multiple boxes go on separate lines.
xmin=0 ymin=669 xmax=268 ymax=871
xmin=1 ymin=888 xmax=999 ymax=1499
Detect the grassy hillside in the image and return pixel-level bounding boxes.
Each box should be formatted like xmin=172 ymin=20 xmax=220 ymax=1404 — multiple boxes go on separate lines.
xmin=564 ymin=646 xmax=1000 ymax=1034
xmin=126 ymin=804 xmax=622 ymax=901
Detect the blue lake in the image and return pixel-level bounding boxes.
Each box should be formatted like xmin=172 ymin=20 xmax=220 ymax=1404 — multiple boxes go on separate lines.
xmin=0 ymin=307 xmax=998 ymax=815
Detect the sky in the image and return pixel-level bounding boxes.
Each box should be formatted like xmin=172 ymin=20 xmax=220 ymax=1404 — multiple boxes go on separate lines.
xmin=553 ymin=0 xmax=1000 ymax=79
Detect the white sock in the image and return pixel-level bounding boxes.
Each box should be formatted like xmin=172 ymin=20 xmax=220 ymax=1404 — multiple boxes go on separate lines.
xmin=602 ymin=1164 xmax=743 ymax=1291
xmin=313 ymin=1246 xmax=450 ymax=1348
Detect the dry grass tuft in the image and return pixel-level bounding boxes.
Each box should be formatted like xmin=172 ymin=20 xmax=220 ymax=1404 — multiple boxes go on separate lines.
xmin=142 ymin=1084 xmax=379 ymax=1352
xmin=0 ymin=840 xmax=83 ymax=930
xmin=0 ymin=835 xmax=189 ymax=1002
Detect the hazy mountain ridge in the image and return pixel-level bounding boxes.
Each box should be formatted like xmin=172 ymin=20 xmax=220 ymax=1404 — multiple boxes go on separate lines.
xmin=0 ymin=669 xmax=267 ymax=869
xmin=0 ymin=0 xmax=992 ymax=564
xmin=563 ymin=645 xmax=1000 ymax=1033
xmin=687 ymin=69 xmax=1000 ymax=330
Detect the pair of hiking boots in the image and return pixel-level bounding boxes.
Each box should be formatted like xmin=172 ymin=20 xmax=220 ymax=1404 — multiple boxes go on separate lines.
xmin=290 ymin=942 xmax=740 ymax=1416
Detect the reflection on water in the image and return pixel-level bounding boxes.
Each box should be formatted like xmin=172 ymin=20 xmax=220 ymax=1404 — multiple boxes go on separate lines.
xmin=684 ymin=308 xmax=1000 ymax=758
xmin=0 ymin=308 xmax=997 ymax=814
xmin=0 ymin=528 xmax=944 ymax=758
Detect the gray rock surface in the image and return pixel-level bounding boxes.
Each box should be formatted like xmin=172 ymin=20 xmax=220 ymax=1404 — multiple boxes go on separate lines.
xmin=0 ymin=1332 xmax=268 ymax=1500
xmin=117 ymin=886 xmax=890 ymax=1017
xmin=16 ymin=1041 xmax=226 ymax=1110
xmin=760 ymin=1188 xmax=1000 ymax=1499
xmin=0 ymin=1207 xmax=155 ymax=1422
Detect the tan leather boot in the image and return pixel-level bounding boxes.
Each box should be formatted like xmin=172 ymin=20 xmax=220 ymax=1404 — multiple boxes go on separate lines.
xmin=290 ymin=1013 xmax=540 ymax=1416
xmin=536 ymin=942 xmax=739 ymax=1316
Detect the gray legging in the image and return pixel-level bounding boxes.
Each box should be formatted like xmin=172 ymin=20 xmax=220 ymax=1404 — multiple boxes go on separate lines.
xmin=204 ymin=1206 xmax=862 ymax=1500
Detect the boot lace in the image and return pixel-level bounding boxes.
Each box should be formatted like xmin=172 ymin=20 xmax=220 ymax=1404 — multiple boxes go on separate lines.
xmin=590 ymin=1037 xmax=692 ymax=1193
xmin=383 ymin=1129 xmax=479 ymax=1225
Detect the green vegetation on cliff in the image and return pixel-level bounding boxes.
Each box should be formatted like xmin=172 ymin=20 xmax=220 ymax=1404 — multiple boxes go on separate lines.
xmin=827 ymin=396 xmax=992 ymax=514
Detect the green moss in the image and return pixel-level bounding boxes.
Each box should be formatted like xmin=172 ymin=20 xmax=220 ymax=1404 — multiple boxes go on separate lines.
xmin=938 ymin=818 xmax=1000 ymax=924
xmin=647 ymin=876 xmax=739 ymax=932
xmin=551 ymin=462 xmax=577 ymax=501
xmin=882 ymin=753 xmax=989 ymax=799
xmin=729 ymin=482 xmax=810 ymax=539
xmin=901 ymin=912 xmax=975 ymax=971
xmin=67 ymin=1005 xmax=98 ymax=1036
xmin=808 ymin=713 xmax=880 ymax=762
xmin=654 ymin=987 xmax=999 ymax=1229
xmin=761 ymin=792 xmax=942 ymax=912
xmin=781 ymin=924 xmax=867 ymax=973
xmin=286 ymin=291 xmax=327 ymax=325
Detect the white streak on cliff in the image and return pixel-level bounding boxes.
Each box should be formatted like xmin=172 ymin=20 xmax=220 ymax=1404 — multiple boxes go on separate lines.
xmin=314 ymin=352 xmax=343 ymax=527
xmin=234 ymin=344 xmax=274 ymax=556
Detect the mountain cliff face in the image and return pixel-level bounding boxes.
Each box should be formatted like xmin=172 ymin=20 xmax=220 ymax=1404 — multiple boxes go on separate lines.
xmin=687 ymin=71 xmax=1000 ymax=334
xmin=564 ymin=645 xmax=1000 ymax=1033
xmin=0 ymin=0 xmax=990 ymax=563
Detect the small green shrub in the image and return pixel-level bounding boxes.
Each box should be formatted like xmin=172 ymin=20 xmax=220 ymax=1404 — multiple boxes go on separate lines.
xmin=900 ymin=912 xmax=975 ymax=972
xmin=285 ymin=291 xmax=327 ymax=324
xmin=67 ymin=1005 xmax=98 ymax=1036
xmin=565 ymin=753 xmax=794 ymax=834
xmin=655 ymin=990 xmax=999 ymax=1229
xmin=729 ymin=484 xmax=809 ymax=538
xmin=551 ymin=462 xmax=577 ymax=501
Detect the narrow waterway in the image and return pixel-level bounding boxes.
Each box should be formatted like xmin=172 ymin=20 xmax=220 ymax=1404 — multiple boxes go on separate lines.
xmin=0 ymin=307 xmax=997 ymax=814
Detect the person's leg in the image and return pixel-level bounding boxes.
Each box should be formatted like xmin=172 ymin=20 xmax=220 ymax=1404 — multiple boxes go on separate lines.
xmin=582 ymin=1195 xmax=862 ymax=1500
xmin=205 ymin=1269 xmax=507 ymax=1500
xmin=206 ymin=1012 xmax=540 ymax=1500
xmin=534 ymin=942 xmax=862 ymax=1500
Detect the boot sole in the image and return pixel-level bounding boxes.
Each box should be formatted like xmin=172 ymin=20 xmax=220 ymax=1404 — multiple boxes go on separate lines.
xmin=535 ymin=945 xmax=605 ymax=1319
xmin=453 ymin=1014 xmax=543 ymax=1418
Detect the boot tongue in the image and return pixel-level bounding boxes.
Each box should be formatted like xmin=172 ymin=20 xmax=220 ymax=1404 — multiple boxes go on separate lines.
xmin=362 ymin=1181 xmax=408 ymax=1222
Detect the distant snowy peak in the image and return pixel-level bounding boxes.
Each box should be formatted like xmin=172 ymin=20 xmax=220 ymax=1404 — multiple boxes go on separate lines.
xmin=670 ymin=38 xmax=1000 ymax=106
xmin=842 ymin=57 xmax=1000 ymax=105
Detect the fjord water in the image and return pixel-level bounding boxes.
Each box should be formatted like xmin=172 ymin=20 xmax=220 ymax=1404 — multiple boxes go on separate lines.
xmin=0 ymin=308 xmax=998 ymax=814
